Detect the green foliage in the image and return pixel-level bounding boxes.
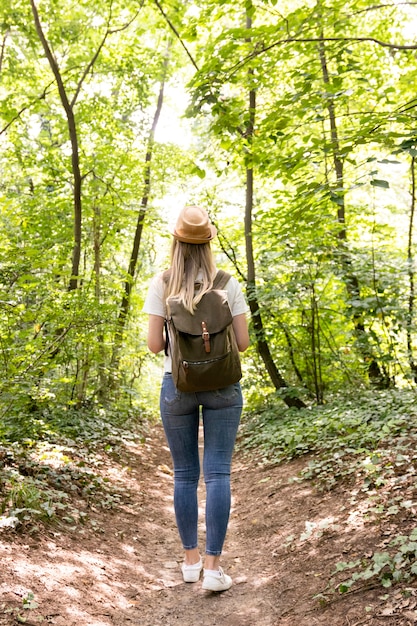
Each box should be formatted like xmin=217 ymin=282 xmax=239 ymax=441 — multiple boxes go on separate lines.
xmin=0 ymin=405 xmax=148 ymax=532
xmin=1 ymin=590 xmax=39 ymax=622
xmin=241 ymin=388 xmax=417 ymax=597
xmin=0 ymin=0 xmax=193 ymax=412
xmin=185 ymin=0 xmax=417 ymax=398
xmin=2 ymin=0 xmax=417 ymax=445
xmin=239 ymin=389 xmax=417 ymax=470
xmin=331 ymin=529 xmax=417 ymax=594
xmin=22 ymin=591 xmax=39 ymax=611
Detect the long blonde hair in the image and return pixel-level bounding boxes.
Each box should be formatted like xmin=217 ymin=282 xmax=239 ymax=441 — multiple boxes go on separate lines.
xmin=165 ymin=240 xmax=216 ymax=313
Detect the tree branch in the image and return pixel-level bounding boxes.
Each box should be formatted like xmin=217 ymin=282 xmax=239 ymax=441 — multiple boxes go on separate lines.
xmin=352 ymin=2 xmax=417 ymax=16
xmin=225 ymin=35 xmax=417 ymax=78
xmin=0 ymin=28 xmax=9 ymax=75
xmin=214 ymin=225 xmax=247 ymax=282
xmin=0 ymin=84 xmax=53 ymax=135
xmin=71 ymin=2 xmax=143 ymax=107
xmin=153 ymin=0 xmax=199 ymax=71
xmin=30 ymin=0 xmax=73 ymax=116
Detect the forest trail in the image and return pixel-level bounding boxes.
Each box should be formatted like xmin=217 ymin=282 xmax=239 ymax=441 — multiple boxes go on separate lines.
xmin=0 ymin=423 xmax=413 ymax=626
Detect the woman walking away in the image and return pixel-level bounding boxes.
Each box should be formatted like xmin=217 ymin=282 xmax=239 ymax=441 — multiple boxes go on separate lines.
xmin=143 ymin=205 xmax=249 ymax=592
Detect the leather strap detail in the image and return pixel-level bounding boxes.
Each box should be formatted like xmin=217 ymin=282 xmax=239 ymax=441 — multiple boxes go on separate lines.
xmin=201 ymin=321 xmax=211 ymax=353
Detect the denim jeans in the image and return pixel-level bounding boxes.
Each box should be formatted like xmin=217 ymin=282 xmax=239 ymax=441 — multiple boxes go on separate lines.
xmin=160 ymin=373 xmax=243 ymax=556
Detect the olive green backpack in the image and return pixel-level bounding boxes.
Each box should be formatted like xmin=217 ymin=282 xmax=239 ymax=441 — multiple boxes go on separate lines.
xmin=164 ymin=270 xmax=242 ymax=392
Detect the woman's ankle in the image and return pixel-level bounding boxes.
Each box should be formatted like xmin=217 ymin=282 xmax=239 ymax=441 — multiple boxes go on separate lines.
xmin=204 ymin=555 xmax=220 ymax=571
xmin=184 ymin=547 xmax=200 ymax=566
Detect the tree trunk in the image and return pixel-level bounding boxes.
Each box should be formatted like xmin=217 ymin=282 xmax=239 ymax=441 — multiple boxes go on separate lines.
xmin=245 ymin=12 xmax=305 ymax=409
xmin=407 ymin=155 xmax=417 ymax=382
xmin=0 ymin=29 xmax=9 ymax=75
xmin=93 ymin=203 xmax=107 ymax=399
xmin=109 ymin=42 xmax=171 ymax=384
xmin=318 ymin=35 xmax=389 ymax=388
xmin=310 ymin=288 xmax=324 ymax=404
xmin=30 ymin=0 xmax=82 ymax=291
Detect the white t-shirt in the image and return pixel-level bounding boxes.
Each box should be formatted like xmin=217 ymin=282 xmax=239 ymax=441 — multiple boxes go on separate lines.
xmin=143 ymin=270 xmax=249 ymax=372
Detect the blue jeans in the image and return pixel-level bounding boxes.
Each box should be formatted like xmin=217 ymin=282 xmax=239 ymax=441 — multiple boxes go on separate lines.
xmin=160 ymin=373 xmax=243 ymax=556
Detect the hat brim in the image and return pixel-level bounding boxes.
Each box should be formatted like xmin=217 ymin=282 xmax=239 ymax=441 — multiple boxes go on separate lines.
xmin=172 ymin=224 xmax=217 ymax=244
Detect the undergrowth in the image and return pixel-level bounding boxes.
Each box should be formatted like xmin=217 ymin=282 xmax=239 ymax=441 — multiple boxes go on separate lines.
xmin=330 ymin=528 xmax=417 ymax=593
xmin=0 ymin=404 xmax=150 ymax=532
xmin=239 ymin=389 xmax=417 ymax=472
xmin=239 ymin=388 xmax=417 ymax=599
xmin=3 ymin=388 xmax=417 ymax=603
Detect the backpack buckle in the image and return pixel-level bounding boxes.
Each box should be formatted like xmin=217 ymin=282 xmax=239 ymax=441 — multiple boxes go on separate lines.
xmin=201 ymin=321 xmax=211 ymax=353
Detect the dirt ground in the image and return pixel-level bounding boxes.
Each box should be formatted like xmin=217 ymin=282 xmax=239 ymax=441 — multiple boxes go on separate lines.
xmin=1 ymin=422 xmax=416 ymax=626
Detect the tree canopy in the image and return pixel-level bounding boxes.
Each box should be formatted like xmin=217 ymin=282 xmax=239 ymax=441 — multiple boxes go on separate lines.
xmin=1 ymin=0 xmax=417 ymax=418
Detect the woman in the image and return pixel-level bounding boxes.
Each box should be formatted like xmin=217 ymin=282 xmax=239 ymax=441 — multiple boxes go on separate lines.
xmin=143 ymin=205 xmax=249 ymax=592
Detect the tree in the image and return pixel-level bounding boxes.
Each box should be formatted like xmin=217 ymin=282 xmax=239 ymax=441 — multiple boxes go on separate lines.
xmin=186 ymin=0 xmax=417 ymax=396
xmin=244 ymin=8 xmax=306 ymax=407
xmin=109 ymin=40 xmax=172 ymax=385
xmin=2 ymin=0 xmax=417 ymax=419
xmin=0 ymin=0 xmax=181 ymax=409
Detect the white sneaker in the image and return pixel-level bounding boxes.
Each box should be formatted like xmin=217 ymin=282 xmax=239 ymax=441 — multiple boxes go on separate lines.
xmin=202 ymin=567 xmax=232 ymax=592
xmin=181 ymin=558 xmax=203 ymax=583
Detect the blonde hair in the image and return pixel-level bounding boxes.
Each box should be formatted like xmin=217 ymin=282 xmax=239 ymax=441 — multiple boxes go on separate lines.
xmin=165 ymin=240 xmax=216 ymax=313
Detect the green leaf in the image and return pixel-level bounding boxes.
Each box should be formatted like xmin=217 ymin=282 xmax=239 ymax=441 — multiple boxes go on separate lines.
xmin=370 ymin=179 xmax=389 ymax=189
xmin=191 ymin=164 xmax=206 ymax=179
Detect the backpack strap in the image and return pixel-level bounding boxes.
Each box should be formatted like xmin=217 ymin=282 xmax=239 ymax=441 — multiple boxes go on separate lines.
xmin=162 ymin=269 xmax=231 ymax=358
xmin=164 ymin=319 xmax=170 ymax=356
xmin=212 ymin=269 xmax=231 ymax=290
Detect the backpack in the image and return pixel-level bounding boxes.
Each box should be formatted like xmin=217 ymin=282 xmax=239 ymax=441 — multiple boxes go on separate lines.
xmin=164 ymin=270 xmax=242 ymax=392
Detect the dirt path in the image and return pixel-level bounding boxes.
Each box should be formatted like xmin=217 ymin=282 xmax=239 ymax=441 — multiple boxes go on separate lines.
xmin=0 ymin=424 xmax=415 ymax=625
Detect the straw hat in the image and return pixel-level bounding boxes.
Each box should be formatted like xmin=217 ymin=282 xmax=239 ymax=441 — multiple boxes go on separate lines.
xmin=172 ymin=206 xmax=217 ymax=244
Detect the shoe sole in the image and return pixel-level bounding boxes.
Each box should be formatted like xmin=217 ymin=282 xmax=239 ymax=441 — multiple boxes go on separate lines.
xmin=202 ymin=578 xmax=232 ymax=592
xmin=183 ymin=573 xmax=201 ymax=583
xmin=182 ymin=562 xmax=203 ymax=583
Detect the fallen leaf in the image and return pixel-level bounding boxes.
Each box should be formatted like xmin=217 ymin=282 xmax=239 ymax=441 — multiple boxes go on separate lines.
xmin=403 ymin=611 xmax=417 ymax=620
xmin=380 ymin=607 xmax=395 ymax=616
xmin=158 ymin=464 xmax=173 ymax=476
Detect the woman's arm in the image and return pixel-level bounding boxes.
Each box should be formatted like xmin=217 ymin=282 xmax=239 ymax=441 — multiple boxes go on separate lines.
xmin=147 ymin=314 xmax=165 ymax=354
xmin=232 ymin=313 xmax=250 ymax=352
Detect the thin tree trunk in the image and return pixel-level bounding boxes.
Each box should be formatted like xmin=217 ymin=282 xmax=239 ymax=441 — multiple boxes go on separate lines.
xmin=109 ymin=42 xmax=171 ymax=383
xmin=30 ymin=0 xmax=82 ymax=291
xmin=245 ymin=153 xmax=305 ymax=409
xmin=407 ymin=155 xmax=417 ymax=382
xmin=30 ymin=2 xmax=139 ymax=292
xmin=310 ymin=288 xmax=324 ymax=404
xmin=278 ymin=321 xmax=305 ymax=386
xmin=245 ymin=12 xmax=305 ymax=409
xmin=318 ymin=34 xmax=388 ymax=387
xmin=0 ymin=29 xmax=9 ymax=75
xmin=318 ymin=41 xmax=345 ymax=240
xmin=93 ymin=203 xmax=107 ymax=399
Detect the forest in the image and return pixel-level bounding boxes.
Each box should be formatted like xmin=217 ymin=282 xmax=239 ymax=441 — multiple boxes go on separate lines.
xmin=2 ymin=0 xmax=417 ymax=624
